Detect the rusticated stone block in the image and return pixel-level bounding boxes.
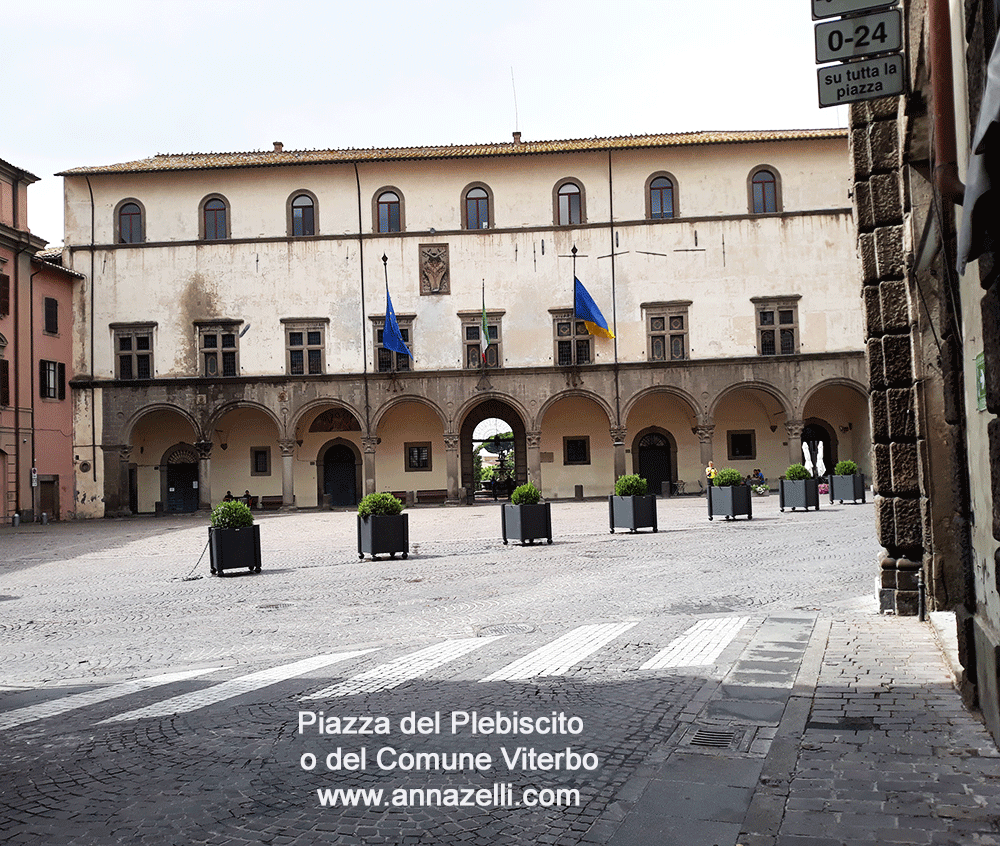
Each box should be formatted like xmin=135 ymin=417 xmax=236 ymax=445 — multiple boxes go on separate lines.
xmin=874 ymin=495 xmax=896 ymax=549
xmin=879 ymin=279 xmax=910 ymax=333
xmin=894 ymin=590 xmax=921 ymax=616
xmin=873 ymin=442 xmax=893 ymax=493
xmin=869 ymin=119 xmax=900 ymax=170
xmin=893 ymin=497 xmax=924 ymax=550
xmin=853 ymin=180 xmax=875 ymax=231
xmin=858 ymin=231 xmax=879 ymax=285
xmin=887 ymin=387 xmax=916 ymax=439
xmin=890 ymin=443 xmax=919 ymax=494
xmin=871 ymin=171 xmax=903 ymax=226
xmin=850 ymin=101 xmax=872 ymax=126
xmin=863 ymin=285 xmax=883 ymax=336
xmin=867 ymin=338 xmax=886 ymax=389
xmin=870 ymin=98 xmax=900 ymax=120
xmin=851 ymin=127 xmax=872 ymax=182
xmin=982 ymin=284 xmax=1000 ymax=413
xmin=870 ymin=391 xmax=890 ymax=441
xmin=882 ymin=333 xmax=914 ymax=387
xmin=875 ymin=224 xmax=905 ymax=279
xmin=895 ymin=557 xmax=921 ymax=591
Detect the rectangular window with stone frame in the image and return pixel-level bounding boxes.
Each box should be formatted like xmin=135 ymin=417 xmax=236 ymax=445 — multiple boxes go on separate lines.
xmin=643 ymin=300 xmax=691 ymax=361
xmin=282 ymin=318 xmax=328 ymax=376
xmin=112 ymin=323 xmax=155 ymax=380
xmin=405 ymin=441 xmax=432 ymax=472
xmin=197 ymin=321 xmax=241 ymax=377
xmin=371 ymin=314 xmax=414 ymax=372
xmin=752 ymin=295 xmax=800 ymax=356
xmin=550 ymin=309 xmax=593 ymax=366
xmin=459 ymin=310 xmax=504 ymax=369
xmin=250 ymin=446 xmax=271 ymax=476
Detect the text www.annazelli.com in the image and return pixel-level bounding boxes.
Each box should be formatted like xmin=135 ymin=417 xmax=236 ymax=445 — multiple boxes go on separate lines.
xmin=317 ymin=783 xmax=581 ymax=808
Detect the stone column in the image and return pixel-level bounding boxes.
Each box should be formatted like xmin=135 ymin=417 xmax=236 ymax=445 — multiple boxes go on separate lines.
xmin=279 ymin=439 xmax=296 ymax=508
xmin=195 ymin=441 xmax=213 ymax=510
xmin=693 ymin=424 xmax=715 ymax=474
xmin=610 ymin=426 xmax=628 ymax=482
xmin=526 ymin=430 xmax=542 ymax=488
xmin=362 ymin=437 xmax=378 ymax=496
xmin=785 ymin=419 xmax=804 ymax=467
xmin=444 ymin=433 xmax=461 ymax=503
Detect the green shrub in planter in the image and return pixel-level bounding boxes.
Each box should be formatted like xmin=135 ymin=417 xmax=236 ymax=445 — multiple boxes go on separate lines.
xmin=510 ymin=482 xmax=541 ymax=506
xmin=210 ymin=500 xmax=255 ymax=528
xmin=614 ymin=474 xmax=648 ymax=497
xmin=208 ymin=501 xmax=260 ymax=575
xmin=358 ymin=492 xmax=404 ymax=518
xmin=834 ymin=460 xmax=858 ymax=476
xmin=785 ymin=463 xmax=811 ymax=481
xmin=713 ymin=468 xmax=744 ymax=487
xmin=779 ymin=465 xmax=820 ymax=512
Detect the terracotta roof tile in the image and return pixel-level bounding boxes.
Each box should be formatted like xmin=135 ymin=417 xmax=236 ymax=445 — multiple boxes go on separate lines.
xmin=57 ymin=129 xmax=848 ymax=176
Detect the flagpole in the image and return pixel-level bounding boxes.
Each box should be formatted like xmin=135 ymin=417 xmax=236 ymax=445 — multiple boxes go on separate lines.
xmin=382 ymin=253 xmax=392 ymax=372
xmin=607 ymin=150 xmax=621 ymax=432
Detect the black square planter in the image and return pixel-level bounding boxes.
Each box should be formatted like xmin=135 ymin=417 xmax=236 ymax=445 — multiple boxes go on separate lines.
xmin=502 ymin=502 xmax=552 ymax=545
xmin=609 ymin=495 xmax=658 ymax=533
xmin=779 ymin=478 xmax=820 ymax=512
xmin=358 ymin=513 xmax=409 ymax=560
xmin=708 ymin=485 xmax=753 ymax=520
xmin=830 ymin=474 xmax=866 ymax=504
xmin=209 ymin=525 xmax=262 ymax=575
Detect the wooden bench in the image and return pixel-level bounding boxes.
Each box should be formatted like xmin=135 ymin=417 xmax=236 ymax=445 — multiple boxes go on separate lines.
xmin=416 ymin=489 xmax=448 ymax=505
xmin=260 ymin=495 xmax=284 ymax=510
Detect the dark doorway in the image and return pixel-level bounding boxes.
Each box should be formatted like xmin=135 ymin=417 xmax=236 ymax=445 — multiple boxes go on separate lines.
xmin=129 ymin=465 xmax=138 ymax=515
xmin=636 ymin=431 xmax=674 ymax=496
xmin=460 ymin=399 xmax=527 ymax=502
xmin=38 ymin=478 xmax=58 ymax=520
xmin=166 ymin=463 xmax=199 ymax=512
xmin=323 ymin=444 xmax=358 ymax=507
xmin=801 ymin=420 xmax=836 ymax=477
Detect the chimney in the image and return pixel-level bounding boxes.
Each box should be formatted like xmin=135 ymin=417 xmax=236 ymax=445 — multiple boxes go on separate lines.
xmin=273 ymin=141 xmax=283 ymax=153
xmin=512 ymin=131 xmax=522 ymax=144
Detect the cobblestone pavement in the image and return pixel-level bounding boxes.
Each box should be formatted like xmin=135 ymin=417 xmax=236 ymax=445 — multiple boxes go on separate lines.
xmin=0 ymin=496 xmax=996 ymax=845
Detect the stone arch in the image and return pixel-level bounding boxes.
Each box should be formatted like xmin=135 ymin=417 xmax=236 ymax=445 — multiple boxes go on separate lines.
xmin=121 ymin=403 xmax=202 ymax=445
xmin=622 ymin=385 xmax=701 ymax=428
xmin=707 ymin=380 xmax=793 ymax=422
xmin=160 ymin=442 xmax=200 ymax=513
xmin=631 ymin=426 xmax=678 ymax=496
xmin=371 ymin=395 xmax=448 ymax=434
xmin=317 ymin=437 xmax=363 ymax=508
xmin=536 ymin=389 xmax=615 ymax=432
xmin=206 ymin=400 xmax=283 ymax=439
xmin=458 ymin=397 xmax=529 ymax=497
xmin=798 ymin=377 xmax=869 ymax=419
xmin=292 ymin=399 xmax=365 ymax=440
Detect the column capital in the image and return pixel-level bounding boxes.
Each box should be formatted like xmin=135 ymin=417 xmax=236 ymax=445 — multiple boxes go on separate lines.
xmin=443 ymin=433 xmax=460 ymax=452
xmin=692 ymin=424 xmax=715 ymax=444
xmin=525 ymin=430 xmax=542 ymax=450
xmin=785 ymin=419 xmax=805 ymax=438
xmin=278 ymin=438 xmax=297 ymax=457
xmin=194 ymin=441 xmax=213 ymax=460
xmin=610 ymin=426 xmax=628 ymax=445
xmin=362 ymin=436 xmax=379 ymax=455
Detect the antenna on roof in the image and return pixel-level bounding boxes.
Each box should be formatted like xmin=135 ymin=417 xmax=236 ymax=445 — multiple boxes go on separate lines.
xmin=510 ymin=66 xmax=520 ymax=139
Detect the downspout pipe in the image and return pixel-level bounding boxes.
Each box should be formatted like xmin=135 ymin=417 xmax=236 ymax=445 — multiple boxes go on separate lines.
xmin=928 ymin=0 xmax=966 ymax=205
xmin=85 ymin=177 xmax=96 ymax=485
xmin=30 ymin=265 xmax=40 ymax=520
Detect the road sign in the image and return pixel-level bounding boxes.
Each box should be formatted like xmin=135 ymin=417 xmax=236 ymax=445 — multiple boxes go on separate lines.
xmin=815 ymin=9 xmax=901 ymax=63
xmin=817 ymin=54 xmax=905 ymax=107
xmin=812 ymin=0 xmax=897 ymax=20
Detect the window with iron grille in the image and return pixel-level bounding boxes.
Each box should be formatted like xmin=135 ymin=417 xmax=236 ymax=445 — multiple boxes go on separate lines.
xmin=250 ymin=447 xmax=271 ymax=476
xmin=405 ymin=442 xmax=432 ymax=471
xmin=753 ymin=296 xmax=799 ymax=356
xmin=563 ymin=436 xmax=590 ymax=465
xmin=283 ymin=320 xmax=326 ymax=375
xmin=113 ymin=325 xmax=155 ymax=380
xmin=43 ymin=297 xmax=58 ymax=334
xmin=198 ymin=324 xmax=240 ymax=377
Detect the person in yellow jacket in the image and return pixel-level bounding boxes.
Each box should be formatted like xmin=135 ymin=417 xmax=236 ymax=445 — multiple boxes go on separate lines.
xmin=705 ymin=461 xmax=718 ymax=483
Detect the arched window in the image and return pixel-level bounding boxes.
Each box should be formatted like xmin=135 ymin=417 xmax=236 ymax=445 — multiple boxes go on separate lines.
xmin=750 ymin=168 xmax=780 ymax=214
xmin=201 ymin=196 xmax=229 ymax=240
xmin=376 ymin=191 xmax=402 ymax=233
xmin=648 ymin=176 xmax=675 ymax=220
xmin=290 ymin=193 xmax=315 ymax=237
xmin=118 ymin=201 xmax=143 ymax=243
xmin=555 ymin=180 xmax=584 ymax=225
xmin=465 ymin=187 xmax=490 ymax=230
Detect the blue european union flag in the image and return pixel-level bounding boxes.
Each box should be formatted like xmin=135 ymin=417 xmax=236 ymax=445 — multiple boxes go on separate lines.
xmin=383 ymin=287 xmax=412 ymax=359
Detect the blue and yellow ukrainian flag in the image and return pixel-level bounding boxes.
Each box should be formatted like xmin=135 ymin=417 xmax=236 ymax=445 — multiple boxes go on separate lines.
xmin=574 ymin=277 xmax=614 ymax=339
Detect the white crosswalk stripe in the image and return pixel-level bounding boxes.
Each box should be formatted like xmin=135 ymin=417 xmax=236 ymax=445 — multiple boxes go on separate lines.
xmin=305 ymin=636 xmax=504 ymax=699
xmin=479 ymin=622 xmax=639 ymax=682
xmin=0 ymin=666 xmax=225 ymax=731
xmin=99 ymin=651 xmax=375 ymax=723
xmin=640 ymin=617 xmax=749 ymax=669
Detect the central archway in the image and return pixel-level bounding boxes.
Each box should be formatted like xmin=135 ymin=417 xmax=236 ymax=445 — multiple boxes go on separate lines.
xmin=459 ymin=398 xmax=528 ymax=500
xmin=318 ymin=439 xmax=362 ymax=507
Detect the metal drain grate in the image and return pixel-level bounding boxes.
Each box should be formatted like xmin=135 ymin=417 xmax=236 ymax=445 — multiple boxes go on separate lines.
xmin=689 ymin=728 xmax=739 ymax=749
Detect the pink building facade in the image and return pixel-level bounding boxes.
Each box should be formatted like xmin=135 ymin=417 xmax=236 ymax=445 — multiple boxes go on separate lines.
xmin=0 ymin=157 xmax=80 ymax=521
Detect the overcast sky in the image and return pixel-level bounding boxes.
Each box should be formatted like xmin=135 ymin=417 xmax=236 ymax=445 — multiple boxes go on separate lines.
xmin=8 ymin=0 xmax=844 ymax=246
